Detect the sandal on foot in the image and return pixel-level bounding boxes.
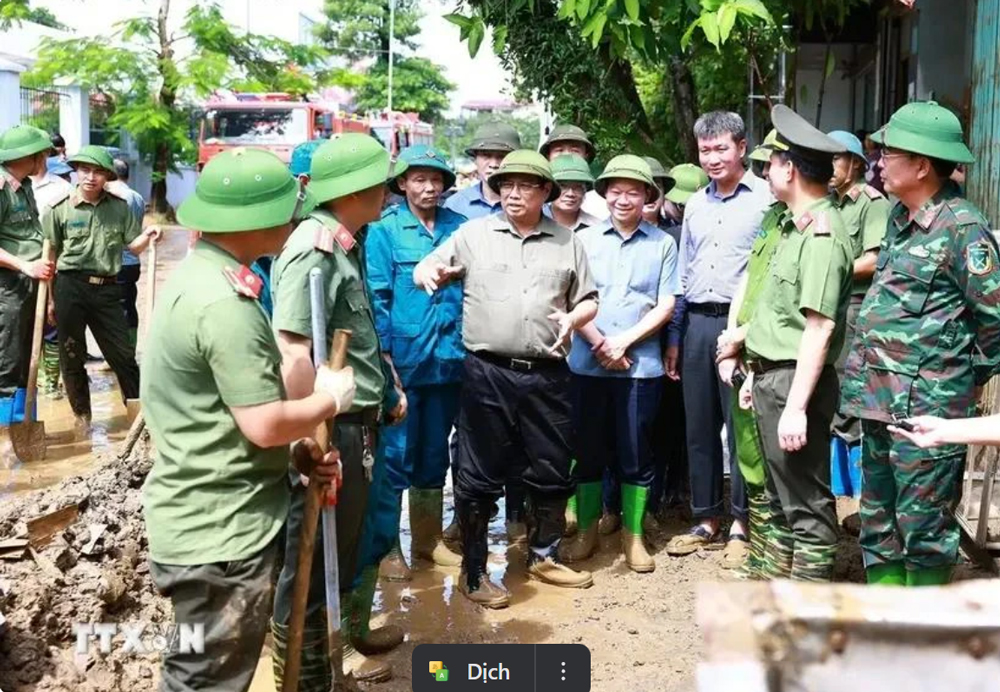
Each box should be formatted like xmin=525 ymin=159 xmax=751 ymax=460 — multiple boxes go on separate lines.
xmin=666 ymin=525 xmax=722 ymax=556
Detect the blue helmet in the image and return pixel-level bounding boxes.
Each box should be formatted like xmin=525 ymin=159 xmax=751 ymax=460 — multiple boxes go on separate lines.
xmin=289 ymin=139 xmax=325 ymax=177
xmin=826 ymin=130 xmax=865 ymax=160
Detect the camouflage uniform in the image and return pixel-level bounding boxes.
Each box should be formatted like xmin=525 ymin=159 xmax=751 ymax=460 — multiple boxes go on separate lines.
xmin=841 ymin=181 xmax=1000 ymax=577
xmin=733 ymin=201 xmax=788 ymax=579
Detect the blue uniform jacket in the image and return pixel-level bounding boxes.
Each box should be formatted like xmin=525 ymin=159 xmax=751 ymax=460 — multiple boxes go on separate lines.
xmin=366 ymin=203 xmax=467 ymax=388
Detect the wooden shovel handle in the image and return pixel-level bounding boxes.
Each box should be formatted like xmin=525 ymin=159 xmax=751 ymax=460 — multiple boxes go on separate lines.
xmin=313 ymin=329 xmax=351 ymax=453
xmin=23 ymin=240 xmax=51 ymax=422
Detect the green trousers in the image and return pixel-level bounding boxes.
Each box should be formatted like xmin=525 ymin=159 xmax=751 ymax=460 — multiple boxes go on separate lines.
xmin=860 ymin=421 xmax=965 ymax=571
xmin=753 ymin=366 xmax=839 ymax=582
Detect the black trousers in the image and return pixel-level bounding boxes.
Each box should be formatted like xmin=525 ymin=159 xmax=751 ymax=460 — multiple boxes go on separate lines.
xmin=455 ymin=353 xmax=574 ymax=504
xmin=681 ymin=311 xmax=747 ymax=522
xmin=54 ymin=272 xmax=140 ymax=417
xmin=150 ymin=534 xmax=280 ymax=692
xmin=573 ymin=375 xmax=662 ymax=488
xmin=116 ymin=263 xmax=141 ymax=329
xmin=0 ymin=269 xmax=37 ymax=397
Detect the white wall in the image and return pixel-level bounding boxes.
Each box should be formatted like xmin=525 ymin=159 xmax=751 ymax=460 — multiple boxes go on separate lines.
xmin=794 ymin=44 xmax=857 ymax=132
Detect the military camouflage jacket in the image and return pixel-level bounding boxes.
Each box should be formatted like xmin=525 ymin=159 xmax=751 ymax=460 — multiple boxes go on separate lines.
xmin=841 ymin=182 xmax=1000 ymax=422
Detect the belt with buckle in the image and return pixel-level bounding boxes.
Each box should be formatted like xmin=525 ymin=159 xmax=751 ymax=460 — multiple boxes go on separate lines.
xmin=688 ymin=302 xmax=731 ymax=317
xmin=747 ymin=358 xmax=797 ymax=375
xmin=337 ymin=407 xmax=382 ymax=428
xmin=475 ymin=350 xmax=564 ymax=372
xmin=63 ymin=271 xmax=118 ymax=286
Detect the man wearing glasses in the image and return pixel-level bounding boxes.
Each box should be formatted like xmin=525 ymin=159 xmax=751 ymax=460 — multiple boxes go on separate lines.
xmin=841 ymin=101 xmax=1000 ymax=587
xmin=414 ymin=150 xmax=599 ymax=608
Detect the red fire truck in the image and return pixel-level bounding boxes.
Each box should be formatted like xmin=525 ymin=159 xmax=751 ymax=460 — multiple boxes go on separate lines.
xmin=196 ymin=93 xmax=370 ymax=169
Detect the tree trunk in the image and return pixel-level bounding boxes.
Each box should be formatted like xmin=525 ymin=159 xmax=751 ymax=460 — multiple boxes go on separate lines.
xmin=815 ymin=39 xmax=833 ymax=127
xmin=150 ymin=0 xmax=173 ymax=215
xmin=598 ymin=44 xmax=656 ymax=147
xmin=669 ymin=54 xmax=699 ymax=163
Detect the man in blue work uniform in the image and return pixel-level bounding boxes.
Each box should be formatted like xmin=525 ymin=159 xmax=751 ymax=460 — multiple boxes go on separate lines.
xmin=364 ymin=145 xmax=467 ymax=585
xmin=110 ymin=158 xmax=146 ymax=348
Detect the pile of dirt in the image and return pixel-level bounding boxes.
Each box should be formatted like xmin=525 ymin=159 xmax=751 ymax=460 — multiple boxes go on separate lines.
xmin=0 ymin=433 xmax=169 ymax=692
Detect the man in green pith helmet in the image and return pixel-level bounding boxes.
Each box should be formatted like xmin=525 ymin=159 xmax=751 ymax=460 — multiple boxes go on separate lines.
xmin=444 ymin=121 xmax=521 ymax=219
xmin=841 ymin=101 xmax=1000 ymax=587
xmin=0 ymin=125 xmax=55 ymax=426
xmin=43 ymin=145 xmax=160 ymax=429
xmin=716 ymin=129 xmax=791 ymax=579
xmin=142 ymin=147 xmax=353 ymax=692
xmin=270 ymin=132 xmax=408 ymax=686
xmin=414 ymin=150 xmax=599 ymax=607
xmin=562 ymin=155 xmax=678 ymax=573
xmin=740 ymin=105 xmax=853 ymax=582
xmin=364 ymin=144 xmax=467 ymax=586
xmin=546 ymin=153 xmax=601 ymax=232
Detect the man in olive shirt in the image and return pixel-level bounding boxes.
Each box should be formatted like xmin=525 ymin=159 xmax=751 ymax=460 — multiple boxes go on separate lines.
xmin=743 ymin=105 xmax=852 ymax=582
xmin=415 ymin=151 xmax=598 ymax=608
xmin=826 ymin=130 xmax=891 ymax=451
xmin=0 ymin=125 xmax=55 ymax=425
xmin=271 ymin=133 xmax=406 ymax=686
xmin=142 ymin=148 xmax=354 ymax=692
xmin=43 ymin=146 xmax=159 ymax=427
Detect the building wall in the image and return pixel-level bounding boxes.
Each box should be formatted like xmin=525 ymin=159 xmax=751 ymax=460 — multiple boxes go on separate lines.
xmin=794 ymin=44 xmax=858 ymax=132
xmin=915 ymin=0 xmax=973 ymax=108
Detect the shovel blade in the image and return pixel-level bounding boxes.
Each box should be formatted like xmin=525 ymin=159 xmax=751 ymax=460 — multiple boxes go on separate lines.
xmin=9 ymin=422 xmax=46 ymax=462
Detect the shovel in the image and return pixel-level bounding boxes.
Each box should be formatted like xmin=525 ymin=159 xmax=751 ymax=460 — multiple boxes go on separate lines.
xmin=8 ymin=240 xmax=51 ymax=461
xmin=282 ymin=266 xmax=355 ymax=692
xmin=125 ymin=240 xmax=157 ymax=425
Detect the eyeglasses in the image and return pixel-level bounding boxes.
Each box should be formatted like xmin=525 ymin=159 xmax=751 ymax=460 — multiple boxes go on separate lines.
xmin=499 ymin=180 xmax=544 ymax=193
xmin=880 ymin=149 xmax=912 ymax=162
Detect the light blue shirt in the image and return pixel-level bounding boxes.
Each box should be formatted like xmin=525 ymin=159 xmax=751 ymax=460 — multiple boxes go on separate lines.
xmin=568 ymin=219 xmax=679 ymax=379
xmin=442 ymin=181 xmax=502 ymax=220
xmin=666 ymin=169 xmax=772 ymax=346
xmin=116 ymin=183 xmax=146 ymax=267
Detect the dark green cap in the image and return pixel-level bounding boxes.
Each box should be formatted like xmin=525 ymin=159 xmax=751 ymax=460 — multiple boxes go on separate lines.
xmin=771 ymin=104 xmax=845 ymax=157
xmin=389 ymin=144 xmax=456 ymax=195
xmin=486 ymin=150 xmax=560 ymax=202
xmin=870 ymin=100 xmax=974 ymax=164
xmin=539 ymin=123 xmax=596 ymax=162
xmin=665 ymin=163 xmax=709 ymax=205
xmin=68 ymin=145 xmax=118 ymax=180
xmin=465 ymin=122 xmax=522 ymax=157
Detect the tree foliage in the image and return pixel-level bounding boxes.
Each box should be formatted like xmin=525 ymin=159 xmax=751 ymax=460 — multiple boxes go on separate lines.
xmin=24 ymin=0 xmax=327 ymax=212
xmin=318 ymin=0 xmax=455 ymax=122
xmin=434 ymin=111 xmax=541 ymax=163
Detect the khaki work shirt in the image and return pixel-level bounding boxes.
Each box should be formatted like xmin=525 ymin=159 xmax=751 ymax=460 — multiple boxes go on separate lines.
xmin=427 ymin=213 xmax=597 ymax=359
xmin=43 ymin=188 xmax=141 ymax=275
xmin=0 ymin=166 xmax=42 ymax=262
xmin=831 ymin=182 xmax=892 ymax=296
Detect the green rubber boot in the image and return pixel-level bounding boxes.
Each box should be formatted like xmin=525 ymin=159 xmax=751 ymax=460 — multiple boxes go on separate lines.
xmin=622 ymin=484 xmax=654 ymax=573
xmin=271 ymin=618 xmax=332 ymax=692
xmin=409 ymin=487 xmax=462 ymax=567
xmin=906 ymin=566 xmax=953 ymax=587
xmin=560 ymin=482 xmax=602 ymax=563
xmin=350 ymin=565 xmax=405 ymax=656
xmin=379 ymin=537 xmax=412 ymax=582
xmin=565 ymin=459 xmax=579 ymax=536
xmin=866 ymin=562 xmax=906 ymax=586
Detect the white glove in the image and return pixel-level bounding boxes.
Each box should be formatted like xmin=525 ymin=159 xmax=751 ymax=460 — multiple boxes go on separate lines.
xmin=314 ymin=365 xmax=356 ymax=413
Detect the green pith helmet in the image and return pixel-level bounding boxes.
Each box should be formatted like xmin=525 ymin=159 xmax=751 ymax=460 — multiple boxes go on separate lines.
xmin=665 ymin=163 xmax=709 ymax=205
xmin=464 ymin=122 xmax=522 ymax=157
xmin=0 ymin=125 xmax=52 ymax=163
xmin=870 ymin=100 xmax=974 ymax=163
xmin=749 ymin=129 xmax=788 ymax=162
xmin=594 ymin=154 xmax=658 ymax=203
xmin=309 ymin=133 xmax=398 ymax=204
xmin=177 ymin=147 xmax=314 ymax=233
xmin=389 ymin=144 xmax=456 ymax=195
xmin=67 ymin=145 xmax=118 ymax=180
xmin=539 ymin=123 xmax=596 ymax=162
xmin=486 ymin=149 xmax=561 ymax=202
xmin=642 ymin=156 xmax=676 ymax=196
xmin=550 ymin=153 xmax=595 ymax=189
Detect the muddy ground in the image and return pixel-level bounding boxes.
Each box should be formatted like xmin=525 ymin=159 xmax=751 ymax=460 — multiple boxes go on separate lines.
xmin=0 ymin=227 xmax=993 ymax=692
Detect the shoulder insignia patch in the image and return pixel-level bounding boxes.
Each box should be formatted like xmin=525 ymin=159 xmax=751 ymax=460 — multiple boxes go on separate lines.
xmin=863 ymin=185 xmax=884 ymax=200
xmin=333 ymin=224 xmax=356 ymax=253
xmin=314 ymin=225 xmax=335 ymax=253
xmin=847 ymin=186 xmax=862 ymax=202
xmin=967 ymin=241 xmax=995 ymax=276
xmin=794 ymin=211 xmax=813 ymax=233
xmin=314 ymin=223 xmax=357 ymax=253
xmin=50 ymin=188 xmax=71 ymax=208
xmin=811 ymin=212 xmax=831 ymax=236
xmin=223 ymin=265 xmax=263 ymax=299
